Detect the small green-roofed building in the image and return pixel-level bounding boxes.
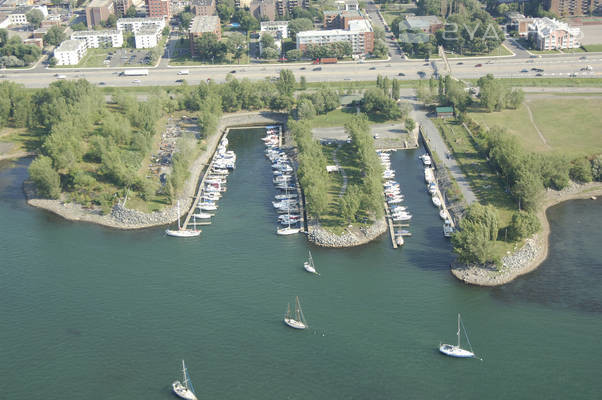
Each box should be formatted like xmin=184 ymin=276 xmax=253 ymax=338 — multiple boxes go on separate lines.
xmin=436 ymin=106 xmax=454 ymax=118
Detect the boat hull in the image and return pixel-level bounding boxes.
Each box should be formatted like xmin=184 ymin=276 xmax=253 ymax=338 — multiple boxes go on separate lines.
xmin=303 ymin=262 xmax=318 ymax=274
xmin=284 ymin=318 xmax=306 ymax=329
xmin=277 ymin=227 xmax=300 ymax=235
xmin=165 ymin=229 xmax=201 ymax=238
xmin=172 ymin=381 xmax=197 ymax=400
xmin=439 ymin=344 xmax=475 ymax=358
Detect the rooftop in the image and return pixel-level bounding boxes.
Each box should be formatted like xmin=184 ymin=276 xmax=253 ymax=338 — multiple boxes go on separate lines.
xmin=72 ymin=29 xmax=122 ymax=36
xmin=436 ymin=106 xmax=454 ymax=113
xmin=324 ymin=9 xmax=362 ymax=17
xmin=260 ymin=20 xmax=288 ymax=28
xmin=56 ymin=39 xmax=84 ymax=52
xmin=117 ymin=17 xmax=165 ymax=23
xmin=191 ymin=0 xmax=214 ymax=5
xmin=189 ymin=15 xmax=220 ymax=33
xmin=297 ymin=20 xmax=372 ymax=38
xmin=137 ymin=25 xmax=162 ymax=35
xmin=88 ymin=0 xmax=113 ymax=8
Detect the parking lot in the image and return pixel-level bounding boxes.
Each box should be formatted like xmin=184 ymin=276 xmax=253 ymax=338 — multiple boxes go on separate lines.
xmin=105 ymin=49 xmax=154 ymax=68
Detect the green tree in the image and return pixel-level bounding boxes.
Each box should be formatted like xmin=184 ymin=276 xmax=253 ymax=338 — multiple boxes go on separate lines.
xmin=26 ymin=9 xmax=45 ymax=29
xmin=296 ymin=98 xmax=316 ymax=120
xmin=103 ymin=14 xmax=117 ymax=28
xmin=194 ymin=33 xmax=227 ymax=62
xmin=288 ymin=18 xmax=313 ymax=40
xmin=260 ymin=33 xmax=275 ymax=50
xmin=276 ymin=69 xmax=296 ymax=97
xmin=299 ymin=76 xmax=307 ymax=90
xmin=217 ymin=0 xmax=235 ymax=22
xmin=28 ymin=155 xmax=61 ymax=199
xmin=405 ymin=118 xmax=416 ymax=133
xmin=591 ymin=155 xmax=602 ymax=181
xmin=43 ymin=26 xmax=66 ymax=47
xmin=226 ymin=32 xmax=247 ymax=63
xmin=372 ymin=39 xmax=388 ymax=58
xmin=569 ymin=157 xmax=593 ymax=183
xmin=341 ymin=184 xmax=362 ymax=222
xmin=451 ymin=220 xmax=498 ymax=264
xmin=261 ymin=47 xmax=279 ymax=59
xmin=513 ymin=168 xmax=543 ymax=211
xmin=508 ymin=211 xmax=540 ymax=241
xmin=391 ymin=79 xmax=400 ymax=100
xmin=286 ymin=49 xmax=303 ymax=61
xmin=178 ymin=12 xmax=193 ymax=30
xmin=126 ymin=5 xmax=137 ymax=17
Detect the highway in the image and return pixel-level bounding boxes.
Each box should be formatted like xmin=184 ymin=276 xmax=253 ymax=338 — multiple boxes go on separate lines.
xmin=1 ymin=53 xmax=601 ymax=88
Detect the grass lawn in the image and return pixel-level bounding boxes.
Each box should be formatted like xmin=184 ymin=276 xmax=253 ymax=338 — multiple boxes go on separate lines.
xmin=479 ymin=77 xmax=602 ymax=87
xmin=308 ymin=107 xmax=402 ymax=128
xmin=581 ymin=44 xmax=602 ymax=52
xmin=433 ymin=118 xmax=516 ymax=227
xmin=0 ymin=127 xmax=41 ymax=154
xmin=444 ymin=45 xmax=513 ymax=58
xmin=382 ymin=11 xmax=404 ymax=26
xmin=469 ymin=99 xmax=602 ymax=156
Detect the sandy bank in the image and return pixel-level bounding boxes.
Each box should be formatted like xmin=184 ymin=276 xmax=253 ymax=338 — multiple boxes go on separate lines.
xmin=451 ymin=182 xmax=602 ymax=287
xmin=26 ymin=111 xmax=287 ymax=230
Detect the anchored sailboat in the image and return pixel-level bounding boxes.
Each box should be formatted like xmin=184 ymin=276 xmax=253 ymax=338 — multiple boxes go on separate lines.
xmin=439 ymin=313 xmax=479 ymax=359
xmin=166 ymin=201 xmax=201 ymax=238
xmin=303 ymin=250 xmax=319 ymax=275
xmin=284 ymin=296 xmax=307 ymax=330
xmin=172 ymin=360 xmax=197 ymax=400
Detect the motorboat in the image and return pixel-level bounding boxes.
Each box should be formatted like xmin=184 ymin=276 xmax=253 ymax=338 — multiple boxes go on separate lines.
xmin=428 ymin=182 xmax=438 ymax=194
xmin=421 ymin=154 xmax=432 ymax=166
xmin=443 ymin=220 xmax=454 ymax=237
xmin=193 ymin=212 xmax=212 ymax=219
xmin=198 ymin=203 xmax=218 ymax=211
xmin=432 ymin=195 xmax=442 ymax=208
xmin=275 ymin=193 xmax=298 ymax=200
xmin=440 ymin=209 xmax=448 ymax=220
xmin=424 ymin=168 xmax=435 ymax=183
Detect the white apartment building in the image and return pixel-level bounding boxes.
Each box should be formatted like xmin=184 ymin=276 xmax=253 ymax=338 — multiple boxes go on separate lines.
xmin=54 ymin=39 xmax=87 ymax=66
xmin=134 ymin=25 xmax=162 ymax=48
xmin=116 ymin=17 xmax=166 ymax=33
xmin=9 ymin=5 xmax=48 ymax=26
xmin=529 ymin=17 xmax=581 ymax=50
xmin=71 ymin=30 xmax=124 ymax=48
xmin=296 ymin=19 xmax=374 ymax=55
xmin=260 ymin=21 xmax=288 ymax=39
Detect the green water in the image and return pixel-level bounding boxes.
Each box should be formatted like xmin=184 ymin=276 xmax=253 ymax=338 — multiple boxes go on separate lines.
xmin=1 ymin=129 xmax=601 ymax=400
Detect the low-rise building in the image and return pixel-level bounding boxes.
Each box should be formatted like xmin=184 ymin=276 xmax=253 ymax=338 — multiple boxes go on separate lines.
xmin=529 ymin=17 xmax=581 ymax=50
xmin=146 ymin=0 xmax=170 ymax=18
xmin=116 ymin=17 xmax=166 ymax=32
xmin=400 ymin=15 xmax=443 ymax=34
xmin=275 ymin=0 xmax=308 ymax=17
xmin=323 ymin=9 xmax=365 ymax=30
xmin=86 ymin=0 xmax=114 ymax=28
xmin=335 ymin=0 xmax=359 ymax=11
xmin=135 ymin=24 xmax=162 ymax=48
xmin=191 ymin=0 xmax=216 ymax=16
xmin=188 ymin=15 xmax=221 ymax=57
xmin=71 ymin=29 xmax=124 ymax=48
xmin=435 ymin=106 xmax=454 ymax=118
xmin=8 ymin=5 xmax=48 ymax=26
xmin=250 ymin=0 xmax=276 ymax=22
xmin=54 ymin=39 xmax=87 ymax=65
xmin=297 ymin=18 xmax=374 ymax=55
xmin=260 ymin=20 xmax=288 ymax=39
xmin=114 ymin=0 xmax=132 ymax=17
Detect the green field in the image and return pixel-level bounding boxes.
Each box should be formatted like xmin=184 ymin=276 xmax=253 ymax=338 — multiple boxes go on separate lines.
xmin=581 ymin=44 xmax=602 ymax=52
xmin=444 ymin=45 xmax=513 ymax=58
xmin=469 ymin=98 xmax=602 ymax=156
xmin=432 ymin=118 xmax=516 ymax=226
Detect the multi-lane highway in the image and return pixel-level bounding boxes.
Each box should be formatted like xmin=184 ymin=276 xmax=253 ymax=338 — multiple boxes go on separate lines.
xmin=1 ymin=52 xmax=601 ymax=88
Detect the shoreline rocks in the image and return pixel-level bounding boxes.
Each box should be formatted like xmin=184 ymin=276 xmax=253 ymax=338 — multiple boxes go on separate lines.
xmin=307 ymin=217 xmax=387 ymax=248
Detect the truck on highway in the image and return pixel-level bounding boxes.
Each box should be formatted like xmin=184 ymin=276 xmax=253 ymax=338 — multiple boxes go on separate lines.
xmin=177 ymin=70 xmax=190 ymax=75
xmin=312 ymin=58 xmax=337 ymax=64
xmin=120 ymin=69 xmax=149 ymax=76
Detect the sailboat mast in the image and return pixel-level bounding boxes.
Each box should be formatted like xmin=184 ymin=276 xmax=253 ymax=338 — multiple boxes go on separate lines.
xmin=295 ymin=296 xmax=301 ymax=321
xmin=457 ymin=314 xmax=461 ymax=348
xmin=182 ymin=360 xmax=187 ymax=388
xmin=177 ymin=201 xmax=181 ymax=230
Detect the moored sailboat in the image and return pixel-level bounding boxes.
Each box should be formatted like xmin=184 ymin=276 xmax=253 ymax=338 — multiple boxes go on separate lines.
xmin=284 ymin=296 xmax=307 ymax=330
xmin=172 ymin=360 xmax=198 ymax=400
xmin=439 ymin=313 xmax=479 ymax=359
xmin=166 ymin=201 xmax=201 ymax=238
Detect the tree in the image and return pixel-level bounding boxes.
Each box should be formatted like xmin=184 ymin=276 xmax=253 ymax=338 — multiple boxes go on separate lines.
xmin=178 ymin=12 xmax=193 ymax=30
xmin=373 ymin=25 xmax=385 ymax=41
xmin=391 ymin=79 xmax=400 ymax=100
xmin=299 ymin=76 xmax=307 ymax=90
xmin=276 ymin=69 xmax=296 ymax=97
xmin=405 ymin=118 xmax=415 ymax=133
xmin=26 ymin=9 xmax=44 ymax=29
xmin=103 ymin=14 xmax=117 ymax=28
xmin=126 ymin=5 xmax=137 ymax=17
xmin=286 ymin=49 xmax=303 ymax=61
xmin=361 ymin=88 xmax=402 ymax=120
xmin=0 ymin=29 xmax=8 ymax=47
xmin=296 ymin=98 xmax=316 ymax=120
xmin=233 ymin=9 xmax=258 ymax=32
xmin=48 ymin=56 xmax=57 ymax=67
xmin=508 ymin=211 xmax=540 ymax=241
xmin=43 ymin=26 xmax=66 ymax=47
xmin=29 ymin=155 xmax=61 ymax=199
xmin=260 ymin=33 xmax=275 ymax=50
xmin=372 ymin=39 xmax=388 ymax=58
xmin=341 ymin=184 xmax=362 ymax=222
xmin=569 ymin=157 xmax=593 ymax=183
xmin=226 ymin=32 xmax=247 ymax=63
xmin=513 ymin=168 xmax=543 ymax=211
xmin=193 ymin=33 xmax=227 ymax=62
xmin=217 ymin=0 xmax=235 ymax=23
xmin=452 ymin=220 xmax=498 ymax=264
xmin=592 ymin=155 xmax=602 ymax=181
xmin=506 ymin=89 xmax=525 ymax=109
xmin=261 ymin=47 xmax=279 ymax=59
xmin=71 ymin=22 xmax=86 ymax=31
xmin=288 ymin=18 xmax=313 ymax=40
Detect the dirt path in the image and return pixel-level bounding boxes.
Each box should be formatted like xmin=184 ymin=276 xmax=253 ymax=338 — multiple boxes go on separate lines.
xmin=524 ymin=101 xmax=551 ymax=149
xmin=332 ymin=144 xmax=348 ymax=198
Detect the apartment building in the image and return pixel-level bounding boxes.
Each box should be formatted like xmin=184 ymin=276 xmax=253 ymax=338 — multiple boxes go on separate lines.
xmin=260 ymin=21 xmax=288 ymax=39
xmin=71 ymin=30 xmax=124 ymax=48
xmin=250 ymin=0 xmax=276 ymax=21
xmin=86 ymin=0 xmax=114 ymax=28
xmin=323 ymin=9 xmax=365 ymax=29
xmin=191 ymin=0 xmax=216 ymax=16
xmin=529 ymin=17 xmax=582 ymax=50
xmin=116 ymin=17 xmax=166 ymax=32
xmin=546 ymin=0 xmax=602 ymax=17
xmin=114 ymin=0 xmax=132 ymax=17
xmin=297 ymin=18 xmax=374 ymax=55
xmin=146 ymin=0 xmax=170 ymax=18
xmin=275 ymin=0 xmax=309 ymax=17
xmin=335 ymin=0 xmax=359 ymax=11
xmin=8 ymin=5 xmax=48 ymax=26
xmin=54 ymin=39 xmax=87 ymax=65
xmin=135 ymin=24 xmax=162 ymax=48
xmin=188 ymin=15 xmax=221 ymax=56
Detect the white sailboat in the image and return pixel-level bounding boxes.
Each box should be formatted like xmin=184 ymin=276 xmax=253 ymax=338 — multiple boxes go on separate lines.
xmin=439 ymin=313 xmax=478 ymax=359
xmin=172 ymin=360 xmax=198 ymax=400
xmin=284 ymin=296 xmax=307 ymax=330
xmin=166 ymin=201 xmax=201 ymax=238
xmin=276 ymin=188 xmax=300 ymax=235
xmin=303 ymin=250 xmax=319 ymax=275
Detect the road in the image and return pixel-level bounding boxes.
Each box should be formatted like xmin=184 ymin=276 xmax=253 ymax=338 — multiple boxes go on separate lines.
xmin=3 ymin=52 xmax=601 ymax=88
xmin=363 ymin=0 xmax=404 ymax=62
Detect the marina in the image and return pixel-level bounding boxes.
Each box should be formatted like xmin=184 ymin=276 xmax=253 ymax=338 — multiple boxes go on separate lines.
xmin=379 ymin=150 xmax=412 ymax=249
xmin=2 ymin=132 xmax=602 ymax=400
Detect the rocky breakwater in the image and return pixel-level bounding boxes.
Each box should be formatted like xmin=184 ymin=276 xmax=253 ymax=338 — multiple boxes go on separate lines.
xmin=451 ymin=235 xmax=543 ymax=287
xmin=307 ymin=218 xmax=387 ymax=248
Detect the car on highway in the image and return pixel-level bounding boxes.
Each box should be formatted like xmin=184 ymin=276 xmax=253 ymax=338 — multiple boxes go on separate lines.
xmin=132 ymin=79 xmax=141 ymax=83
xmin=369 ymin=66 xmax=376 ymax=70
xmin=313 ymin=67 xmax=322 ymax=71
xmin=521 ymin=69 xmax=528 ymax=73
xmin=570 ymin=73 xmax=577 ymax=77
xmin=536 ymin=73 xmax=543 ymax=76
xmin=98 ymin=82 xmax=106 ymax=85
xmin=417 ymin=71 xmax=426 ymax=77
xmin=475 ymin=64 xmax=482 ymax=67
xmin=229 ymin=70 xmax=236 ymax=73
xmin=299 ymin=67 xmax=306 ymax=70
xmin=457 ymin=62 xmax=464 ymax=65
xmin=175 ymin=79 xmax=184 ymax=83
xmin=423 ymin=63 xmax=429 ymax=66
xmin=397 ymin=72 xmax=405 ymax=76
xmin=344 ymin=78 xmax=351 ymax=80
xmin=55 ymin=74 xmax=67 ymax=79
xmin=580 ymin=56 xmax=587 ymax=60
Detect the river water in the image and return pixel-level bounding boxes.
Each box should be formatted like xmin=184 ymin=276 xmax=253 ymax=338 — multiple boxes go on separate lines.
xmin=1 ymin=128 xmax=601 ymax=400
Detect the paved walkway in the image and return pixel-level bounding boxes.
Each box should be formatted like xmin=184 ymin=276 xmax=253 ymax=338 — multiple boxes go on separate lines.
xmin=405 ymin=96 xmax=478 ymax=205
xmin=332 ymin=144 xmax=348 ymax=198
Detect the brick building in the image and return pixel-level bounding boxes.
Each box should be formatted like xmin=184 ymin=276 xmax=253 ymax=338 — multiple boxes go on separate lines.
xmin=146 ymin=0 xmax=170 ymax=18
xmin=546 ymin=0 xmax=602 ymax=17
xmin=189 ymin=15 xmax=221 ymax=57
xmin=323 ymin=9 xmax=365 ymax=29
xmin=191 ymin=0 xmax=216 ymax=16
xmin=85 ymin=0 xmax=114 ymax=28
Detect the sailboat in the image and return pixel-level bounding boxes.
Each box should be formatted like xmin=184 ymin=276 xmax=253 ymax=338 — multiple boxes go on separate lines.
xmin=172 ymin=360 xmax=198 ymax=400
xmin=439 ymin=313 xmax=478 ymax=359
xmin=303 ymin=250 xmax=318 ymax=275
xmin=166 ymin=201 xmax=201 ymax=238
xmin=283 ymin=296 xmax=307 ymax=330
xmin=276 ymin=188 xmax=300 ymax=235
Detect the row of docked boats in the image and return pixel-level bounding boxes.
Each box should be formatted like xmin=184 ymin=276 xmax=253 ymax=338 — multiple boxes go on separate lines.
xmin=420 ymin=154 xmax=454 ymax=238
xmin=263 ymin=126 xmax=303 ymax=236
xmin=165 ymin=135 xmax=235 ymax=238
xmin=378 ymin=151 xmax=411 ymax=247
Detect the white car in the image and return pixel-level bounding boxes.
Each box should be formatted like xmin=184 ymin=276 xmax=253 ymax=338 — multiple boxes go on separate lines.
xmin=132 ymin=79 xmax=141 ymax=84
